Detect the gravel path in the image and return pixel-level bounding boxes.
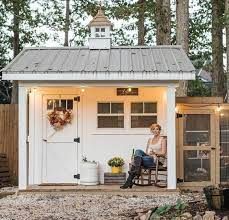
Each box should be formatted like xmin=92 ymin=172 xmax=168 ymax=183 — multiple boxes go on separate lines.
xmin=0 ymin=189 xmax=204 ymax=220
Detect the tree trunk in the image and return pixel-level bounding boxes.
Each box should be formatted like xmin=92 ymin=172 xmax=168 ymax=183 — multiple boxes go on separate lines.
xmin=212 ymin=0 xmax=224 ymax=97
xmin=226 ymin=0 xmax=229 ymax=101
xmin=137 ymin=0 xmax=145 ymax=45
xmin=155 ymin=0 xmax=171 ymax=45
xmin=176 ymin=0 xmax=189 ymax=97
xmin=11 ymin=0 xmax=20 ymax=104
xmin=64 ymin=0 xmax=70 ymax=47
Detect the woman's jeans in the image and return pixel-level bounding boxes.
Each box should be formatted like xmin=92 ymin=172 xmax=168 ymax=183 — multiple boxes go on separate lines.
xmin=134 ymin=149 xmax=155 ymax=168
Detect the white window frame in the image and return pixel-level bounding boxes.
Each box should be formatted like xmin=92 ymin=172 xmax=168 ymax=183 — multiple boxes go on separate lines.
xmin=95 ymin=27 xmax=106 ymax=38
xmin=130 ymin=102 xmax=157 ymax=128
xmin=97 ymin=102 xmax=124 ymax=128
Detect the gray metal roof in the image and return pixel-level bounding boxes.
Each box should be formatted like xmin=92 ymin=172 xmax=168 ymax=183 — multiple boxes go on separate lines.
xmin=1 ymin=46 xmax=196 ymax=81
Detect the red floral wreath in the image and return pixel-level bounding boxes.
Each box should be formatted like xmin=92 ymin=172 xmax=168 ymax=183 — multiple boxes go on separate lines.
xmin=47 ymin=109 xmax=73 ymax=130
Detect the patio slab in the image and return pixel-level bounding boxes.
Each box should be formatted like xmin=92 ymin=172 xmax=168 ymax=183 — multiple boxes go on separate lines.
xmin=20 ymin=184 xmax=180 ymax=195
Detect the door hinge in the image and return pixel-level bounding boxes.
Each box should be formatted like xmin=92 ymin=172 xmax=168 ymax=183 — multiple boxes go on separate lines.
xmin=74 ymin=96 xmax=80 ymax=102
xmin=74 ymin=174 xmax=80 ymax=179
xmin=74 ymin=137 xmax=80 ymax=143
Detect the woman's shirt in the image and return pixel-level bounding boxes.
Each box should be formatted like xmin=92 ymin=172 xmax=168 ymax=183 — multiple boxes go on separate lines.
xmin=147 ymin=137 xmax=163 ymax=155
xmin=147 ymin=137 xmax=167 ymax=166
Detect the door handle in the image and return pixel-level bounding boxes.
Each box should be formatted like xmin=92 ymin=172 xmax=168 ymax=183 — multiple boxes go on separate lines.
xmin=211 ymin=147 xmax=216 ymax=150
xmin=43 ymin=139 xmax=47 ymax=142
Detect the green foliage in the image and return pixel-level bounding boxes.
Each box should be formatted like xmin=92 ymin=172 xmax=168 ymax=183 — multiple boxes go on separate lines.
xmin=153 ymin=204 xmax=172 ymax=216
xmin=188 ymin=77 xmax=212 ymax=97
xmin=150 ymin=199 xmax=188 ymax=219
xmin=189 ymin=0 xmax=212 ymax=70
xmin=107 ymin=157 xmax=125 ymax=167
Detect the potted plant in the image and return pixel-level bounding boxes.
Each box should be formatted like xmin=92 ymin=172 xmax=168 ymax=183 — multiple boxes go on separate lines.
xmin=107 ymin=157 xmax=125 ymax=173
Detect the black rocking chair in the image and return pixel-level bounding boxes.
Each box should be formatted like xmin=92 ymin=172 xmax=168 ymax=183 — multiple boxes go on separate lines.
xmin=133 ymin=155 xmax=167 ymax=188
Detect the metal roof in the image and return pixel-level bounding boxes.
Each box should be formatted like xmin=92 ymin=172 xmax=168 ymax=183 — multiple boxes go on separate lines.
xmin=1 ymin=46 xmax=196 ymax=81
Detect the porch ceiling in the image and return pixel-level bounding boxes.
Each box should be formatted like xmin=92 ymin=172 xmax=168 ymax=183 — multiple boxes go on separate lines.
xmin=1 ymin=46 xmax=195 ymax=81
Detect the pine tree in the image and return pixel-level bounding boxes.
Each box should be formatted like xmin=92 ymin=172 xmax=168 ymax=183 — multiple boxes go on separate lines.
xmin=176 ymin=0 xmax=189 ymax=97
xmin=155 ymin=0 xmax=171 ymax=45
xmin=212 ymin=0 xmax=225 ymax=96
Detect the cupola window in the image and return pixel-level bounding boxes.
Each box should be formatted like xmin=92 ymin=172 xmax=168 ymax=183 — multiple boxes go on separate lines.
xmin=95 ymin=27 xmax=106 ymax=37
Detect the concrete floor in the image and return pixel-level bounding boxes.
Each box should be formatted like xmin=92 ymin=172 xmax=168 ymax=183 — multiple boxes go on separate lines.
xmin=22 ymin=184 xmax=180 ymax=194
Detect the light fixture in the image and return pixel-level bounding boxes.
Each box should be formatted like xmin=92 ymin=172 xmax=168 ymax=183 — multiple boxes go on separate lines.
xmin=33 ymin=88 xmax=37 ymax=92
xmin=216 ymin=104 xmax=221 ymax=112
xmin=175 ymin=106 xmax=178 ymax=113
xmin=128 ymin=87 xmax=132 ymax=92
xmin=220 ymin=113 xmax=224 ymax=117
xmin=81 ymin=88 xmax=85 ymax=92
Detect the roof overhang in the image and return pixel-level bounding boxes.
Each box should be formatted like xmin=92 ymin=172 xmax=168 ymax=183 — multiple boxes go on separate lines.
xmin=2 ymin=72 xmax=196 ymax=81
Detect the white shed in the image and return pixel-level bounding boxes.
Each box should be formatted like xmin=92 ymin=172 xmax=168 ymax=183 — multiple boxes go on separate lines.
xmin=1 ymin=9 xmax=195 ymax=190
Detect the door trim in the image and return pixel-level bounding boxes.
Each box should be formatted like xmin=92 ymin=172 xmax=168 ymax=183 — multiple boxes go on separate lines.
xmin=177 ymin=109 xmax=218 ymax=187
xmin=41 ymin=94 xmax=81 ymax=183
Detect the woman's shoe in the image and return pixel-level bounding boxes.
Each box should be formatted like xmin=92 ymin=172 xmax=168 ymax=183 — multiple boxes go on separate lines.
xmin=120 ymin=181 xmax=133 ymax=189
xmin=120 ymin=175 xmax=134 ymax=189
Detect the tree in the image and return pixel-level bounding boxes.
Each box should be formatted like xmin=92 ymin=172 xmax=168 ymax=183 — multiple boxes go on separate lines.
xmin=1 ymin=0 xmax=49 ymax=104
xmin=137 ymin=0 xmax=146 ymax=45
xmin=211 ymin=0 xmax=225 ymax=96
xmin=64 ymin=0 xmax=70 ymax=46
xmin=155 ymin=0 xmax=171 ymax=45
xmin=225 ymin=0 xmax=229 ymax=101
xmin=176 ymin=0 xmax=189 ymax=97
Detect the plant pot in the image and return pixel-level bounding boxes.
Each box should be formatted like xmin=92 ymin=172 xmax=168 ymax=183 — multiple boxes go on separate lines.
xmin=111 ymin=166 xmax=122 ymax=174
xmin=203 ymin=186 xmax=224 ymax=210
xmin=80 ymin=161 xmax=99 ymax=185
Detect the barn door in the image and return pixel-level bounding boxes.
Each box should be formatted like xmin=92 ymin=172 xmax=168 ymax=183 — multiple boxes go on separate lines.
xmin=177 ymin=110 xmax=217 ymax=186
xmin=42 ymin=95 xmax=79 ymax=183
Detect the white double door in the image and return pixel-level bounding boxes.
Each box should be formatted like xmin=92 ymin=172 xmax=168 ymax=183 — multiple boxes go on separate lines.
xmin=42 ymin=95 xmax=79 ymax=183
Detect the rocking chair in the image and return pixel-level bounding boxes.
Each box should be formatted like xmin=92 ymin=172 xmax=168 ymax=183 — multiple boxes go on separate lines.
xmin=133 ymin=155 xmax=167 ymax=188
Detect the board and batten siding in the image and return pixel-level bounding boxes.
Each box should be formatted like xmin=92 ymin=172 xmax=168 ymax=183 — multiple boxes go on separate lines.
xmin=28 ymin=86 xmax=167 ymax=184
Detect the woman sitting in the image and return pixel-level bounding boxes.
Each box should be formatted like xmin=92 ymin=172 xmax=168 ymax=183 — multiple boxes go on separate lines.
xmin=120 ymin=123 xmax=167 ymax=189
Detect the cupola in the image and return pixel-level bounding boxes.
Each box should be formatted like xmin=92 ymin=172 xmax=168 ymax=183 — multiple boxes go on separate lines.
xmin=88 ymin=8 xmax=112 ymax=49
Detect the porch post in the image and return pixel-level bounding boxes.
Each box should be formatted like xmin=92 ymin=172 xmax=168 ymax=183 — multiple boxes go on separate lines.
xmin=166 ymin=85 xmax=176 ymax=189
xmin=18 ymin=86 xmax=28 ymax=190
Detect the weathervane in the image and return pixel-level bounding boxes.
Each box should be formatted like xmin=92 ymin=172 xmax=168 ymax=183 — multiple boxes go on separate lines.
xmin=99 ymin=0 xmax=103 ymax=8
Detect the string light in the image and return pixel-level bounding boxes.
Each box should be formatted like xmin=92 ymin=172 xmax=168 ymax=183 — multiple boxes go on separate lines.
xmin=175 ymin=107 xmax=178 ymax=113
xmin=216 ymin=104 xmax=221 ymax=112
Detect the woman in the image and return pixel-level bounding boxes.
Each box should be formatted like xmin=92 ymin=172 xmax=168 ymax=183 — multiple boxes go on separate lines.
xmin=120 ymin=123 xmax=167 ymax=189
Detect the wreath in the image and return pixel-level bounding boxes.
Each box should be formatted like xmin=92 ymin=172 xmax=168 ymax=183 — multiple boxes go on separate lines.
xmin=47 ymin=109 xmax=73 ymax=130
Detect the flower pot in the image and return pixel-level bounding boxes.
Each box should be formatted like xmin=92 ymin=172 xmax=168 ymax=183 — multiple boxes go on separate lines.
xmin=111 ymin=166 xmax=122 ymax=174
xmin=80 ymin=161 xmax=99 ymax=185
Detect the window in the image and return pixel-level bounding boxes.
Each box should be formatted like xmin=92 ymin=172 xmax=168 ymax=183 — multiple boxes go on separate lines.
xmin=47 ymin=99 xmax=73 ymax=111
xmin=95 ymin=27 xmax=106 ymax=38
xmin=131 ymin=102 xmax=157 ymax=128
xmin=97 ymin=102 xmax=124 ymax=128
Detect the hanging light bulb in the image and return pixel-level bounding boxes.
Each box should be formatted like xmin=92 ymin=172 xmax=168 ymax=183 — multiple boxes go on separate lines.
xmin=216 ymin=104 xmax=221 ymax=112
xmin=175 ymin=106 xmax=178 ymax=113
xmin=128 ymin=87 xmax=132 ymax=92
xmin=81 ymin=88 xmax=85 ymax=92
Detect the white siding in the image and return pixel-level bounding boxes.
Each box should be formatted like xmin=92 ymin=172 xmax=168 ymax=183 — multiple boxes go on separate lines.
xmin=29 ymin=86 xmax=168 ymax=185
